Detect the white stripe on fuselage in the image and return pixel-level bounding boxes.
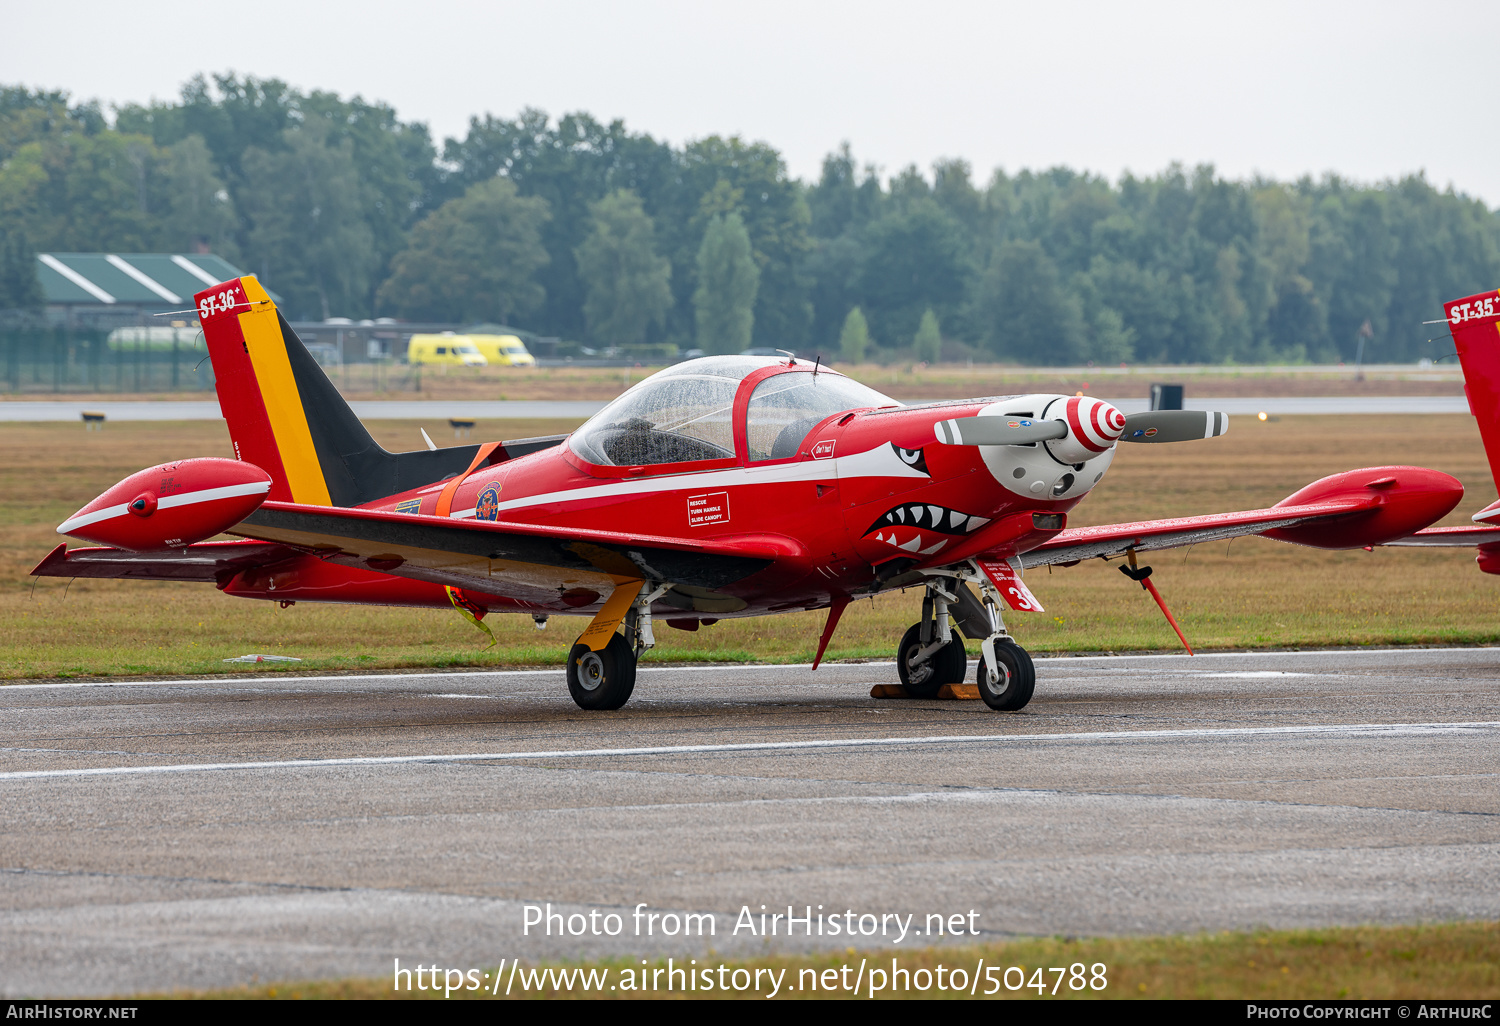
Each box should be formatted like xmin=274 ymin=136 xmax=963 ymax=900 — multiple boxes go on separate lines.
xmin=450 ymin=442 xmax=928 ymax=520
xmin=57 ymin=481 xmax=271 ymax=535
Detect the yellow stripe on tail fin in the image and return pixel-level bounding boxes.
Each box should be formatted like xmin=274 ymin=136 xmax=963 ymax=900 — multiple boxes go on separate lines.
xmin=235 ymin=277 xmax=332 ymax=506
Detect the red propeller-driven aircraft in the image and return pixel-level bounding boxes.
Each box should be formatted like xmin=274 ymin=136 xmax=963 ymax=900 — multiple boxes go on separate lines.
xmin=34 ymin=277 xmax=1466 ymax=711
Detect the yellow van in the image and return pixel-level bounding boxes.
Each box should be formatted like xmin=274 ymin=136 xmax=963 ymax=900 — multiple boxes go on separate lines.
xmin=407 ymin=334 xmax=486 ymax=366
xmin=467 ymin=334 xmax=536 ymax=367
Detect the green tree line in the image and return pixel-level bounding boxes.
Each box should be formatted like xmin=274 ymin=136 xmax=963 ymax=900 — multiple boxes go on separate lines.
xmin=4 ymin=76 xmax=1499 ymax=363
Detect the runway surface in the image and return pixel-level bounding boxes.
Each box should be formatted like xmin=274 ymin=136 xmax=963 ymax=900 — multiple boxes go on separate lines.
xmin=0 ymin=395 xmax=1471 ymax=421
xmin=1 ymin=648 xmax=1496 ymax=996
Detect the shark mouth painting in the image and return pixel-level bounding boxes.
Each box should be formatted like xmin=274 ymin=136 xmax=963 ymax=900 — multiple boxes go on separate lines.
xmin=864 ymin=502 xmax=992 ymax=556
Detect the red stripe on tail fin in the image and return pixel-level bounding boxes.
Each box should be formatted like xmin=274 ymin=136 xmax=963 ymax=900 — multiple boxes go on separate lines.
xmin=195 ymin=277 xmax=295 ymax=501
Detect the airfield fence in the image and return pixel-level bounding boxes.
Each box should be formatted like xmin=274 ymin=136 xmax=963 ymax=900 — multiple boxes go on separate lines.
xmin=0 ymin=324 xmax=435 ymax=395
xmin=0 ymin=324 xmax=215 ymax=394
xmin=0 ymin=310 xmax=642 ymax=395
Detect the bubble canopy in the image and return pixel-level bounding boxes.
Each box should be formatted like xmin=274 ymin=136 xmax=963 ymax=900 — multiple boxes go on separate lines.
xmin=568 ymin=356 xmax=898 ymax=468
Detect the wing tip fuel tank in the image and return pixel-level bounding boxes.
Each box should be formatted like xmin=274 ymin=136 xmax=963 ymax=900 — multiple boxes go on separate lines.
xmin=57 ymin=458 xmax=272 ymax=550
xmin=1262 ymin=465 xmax=1463 ymax=550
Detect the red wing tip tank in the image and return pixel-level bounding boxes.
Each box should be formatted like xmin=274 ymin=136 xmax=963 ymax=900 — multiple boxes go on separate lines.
xmin=57 ymin=458 xmax=272 ymax=550
xmin=1262 ymin=466 xmax=1464 ymax=549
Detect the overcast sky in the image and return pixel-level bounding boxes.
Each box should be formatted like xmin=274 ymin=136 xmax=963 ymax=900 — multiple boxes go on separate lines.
xmin=6 ymin=0 xmax=1497 ymax=205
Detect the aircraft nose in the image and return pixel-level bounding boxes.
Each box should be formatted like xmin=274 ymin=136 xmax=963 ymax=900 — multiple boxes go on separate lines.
xmin=1047 ymin=396 xmax=1126 ymax=465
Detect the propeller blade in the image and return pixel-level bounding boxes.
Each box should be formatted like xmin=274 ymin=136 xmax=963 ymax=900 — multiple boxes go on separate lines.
xmin=1120 ymin=410 xmax=1229 ymax=443
xmin=934 ymin=416 xmax=1068 ymax=446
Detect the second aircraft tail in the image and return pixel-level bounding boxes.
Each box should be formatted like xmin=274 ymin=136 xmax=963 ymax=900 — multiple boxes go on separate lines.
xmin=1447 ymin=289 xmax=1500 ymax=490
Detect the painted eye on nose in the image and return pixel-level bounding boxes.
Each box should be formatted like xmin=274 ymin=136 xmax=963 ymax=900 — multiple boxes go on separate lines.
xmin=889 ymin=443 xmax=929 ymax=475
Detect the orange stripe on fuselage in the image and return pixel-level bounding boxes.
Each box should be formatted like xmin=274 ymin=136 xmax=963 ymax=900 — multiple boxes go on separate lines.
xmin=437 ymin=441 xmax=503 ymax=518
xmin=235 ymin=278 xmax=332 ymax=506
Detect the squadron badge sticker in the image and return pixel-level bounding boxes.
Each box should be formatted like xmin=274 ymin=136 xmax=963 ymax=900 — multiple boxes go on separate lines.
xmin=475 ymin=483 xmax=501 ymax=521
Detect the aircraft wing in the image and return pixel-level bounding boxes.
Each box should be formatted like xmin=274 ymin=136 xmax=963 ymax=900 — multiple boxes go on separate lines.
xmin=1017 ymin=496 xmax=1379 ymax=568
xmin=30 ymin=539 xmax=299 ymax=582
xmin=1383 ymin=525 xmax=1500 ymax=547
xmin=224 ymin=501 xmax=786 ymax=604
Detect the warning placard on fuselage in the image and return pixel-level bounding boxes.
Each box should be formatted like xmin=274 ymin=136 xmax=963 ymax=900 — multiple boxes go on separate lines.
xmin=687 ymin=491 xmax=731 ymax=527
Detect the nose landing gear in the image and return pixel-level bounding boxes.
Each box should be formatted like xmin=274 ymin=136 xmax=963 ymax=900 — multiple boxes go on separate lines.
xmin=899 ymin=573 xmax=1037 ymax=710
xmin=976 ymin=636 xmax=1035 ymax=711
xmin=973 ymin=574 xmax=1036 ymax=711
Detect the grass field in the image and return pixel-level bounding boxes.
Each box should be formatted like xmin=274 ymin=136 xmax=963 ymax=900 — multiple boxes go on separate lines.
xmin=3 ymin=413 xmax=1498 ymax=680
xmin=167 ymin=921 xmax=1499 ymax=1000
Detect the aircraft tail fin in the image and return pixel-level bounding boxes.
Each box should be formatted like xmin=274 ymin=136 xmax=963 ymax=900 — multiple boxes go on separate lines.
xmin=1447 ymin=289 xmax=1500 ymax=490
xmin=194 ymin=276 xmax=485 ymax=506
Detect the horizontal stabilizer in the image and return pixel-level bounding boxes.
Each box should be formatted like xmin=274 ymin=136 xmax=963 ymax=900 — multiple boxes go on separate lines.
xmin=30 ymin=540 xmax=296 ymax=582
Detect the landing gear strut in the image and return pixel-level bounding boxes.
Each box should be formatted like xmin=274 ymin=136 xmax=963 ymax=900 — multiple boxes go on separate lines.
xmin=973 ymin=582 xmax=1035 ymax=711
xmin=897 ymin=585 xmax=966 ymax=697
xmin=565 ymin=583 xmax=666 ymax=711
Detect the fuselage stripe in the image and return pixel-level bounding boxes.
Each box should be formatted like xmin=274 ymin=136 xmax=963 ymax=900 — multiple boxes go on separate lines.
xmin=452 ymin=444 xmax=924 ymax=519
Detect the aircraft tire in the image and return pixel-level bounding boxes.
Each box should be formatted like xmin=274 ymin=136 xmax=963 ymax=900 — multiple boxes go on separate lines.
xmin=939 ymin=637 xmax=969 ymax=686
xmin=976 ymin=640 xmax=1035 ymax=711
xmin=896 ymin=624 xmax=965 ymax=698
xmin=566 ymin=633 xmax=637 ymax=710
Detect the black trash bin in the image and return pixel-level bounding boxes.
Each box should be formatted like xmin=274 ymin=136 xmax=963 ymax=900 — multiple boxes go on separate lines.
xmin=1150 ymin=383 xmax=1184 ymax=411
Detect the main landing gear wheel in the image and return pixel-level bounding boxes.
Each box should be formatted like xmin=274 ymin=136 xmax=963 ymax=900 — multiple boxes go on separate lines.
xmin=897 ymin=623 xmax=967 ymax=698
xmin=976 ymin=640 xmax=1035 ymax=711
xmin=566 ymin=633 xmax=637 ymax=710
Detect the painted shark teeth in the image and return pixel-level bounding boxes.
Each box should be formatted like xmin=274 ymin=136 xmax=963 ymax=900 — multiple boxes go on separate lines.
xmin=867 ymin=529 xmax=954 ymax=557
xmin=866 ymin=502 xmax=990 ymax=538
